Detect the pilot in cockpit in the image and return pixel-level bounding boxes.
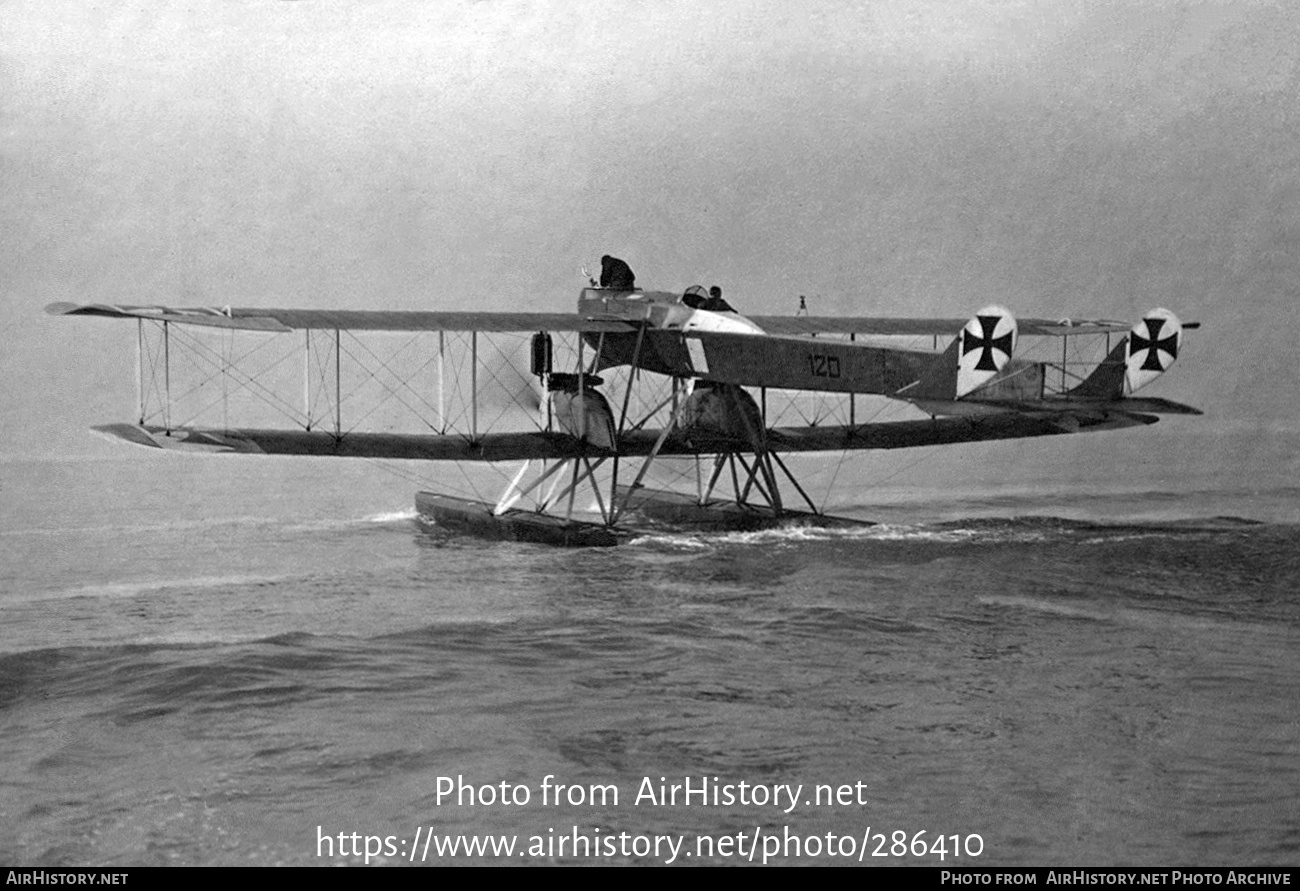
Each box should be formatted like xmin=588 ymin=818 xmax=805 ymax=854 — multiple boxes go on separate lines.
xmin=682 ymin=284 xmax=735 ymax=312
xmin=703 ymin=285 xmax=734 ymax=313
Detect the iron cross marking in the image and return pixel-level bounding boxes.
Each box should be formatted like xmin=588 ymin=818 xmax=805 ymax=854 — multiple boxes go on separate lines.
xmin=963 ymin=315 xmax=1014 ymax=371
xmin=1130 ymin=318 xmax=1178 ymax=371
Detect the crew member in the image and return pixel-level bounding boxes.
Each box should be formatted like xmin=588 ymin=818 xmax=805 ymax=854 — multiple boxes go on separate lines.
xmin=599 ymin=255 xmax=636 ymax=290
xmin=703 ymin=285 xmax=734 ymax=313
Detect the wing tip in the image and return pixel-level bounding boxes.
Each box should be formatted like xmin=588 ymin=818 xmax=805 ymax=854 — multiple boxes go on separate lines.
xmin=91 ymin=423 xmax=163 ymax=449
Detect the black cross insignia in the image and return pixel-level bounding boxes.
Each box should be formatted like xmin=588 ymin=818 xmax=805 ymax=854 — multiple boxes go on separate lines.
xmin=1130 ymin=318 xmax=1178 ymax=371
xmin=962 ymin=315 xmax=1014 ymax=371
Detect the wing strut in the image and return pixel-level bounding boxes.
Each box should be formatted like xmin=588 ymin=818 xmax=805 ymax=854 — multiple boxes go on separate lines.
xmin=736 ymin=452 xmax=780 ymax=510
xmin=609 ymin=324 xmax=649 ymax=526
xmin=493 ymin=459 xmax=543 ymax=516
xmin=610 ymin=385 xmax=691 ymax=525
xmin=470 ymin=332 xmax=478 ymax=441
xmin=164 ymin=321 xmax=172 ymax=433
xmin=136 ymin=319 xmax=144 ymax=424
xmin=335 ymin=328 xmax=342 ymax=441
xmin=702 ymin=453 xmax=728 ymax=503
xmin=769 ymin=450 xmax=821 ymax=515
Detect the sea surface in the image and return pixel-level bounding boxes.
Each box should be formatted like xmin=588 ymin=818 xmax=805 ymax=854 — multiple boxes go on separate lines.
xmin=1 ymin=449 xmax=1297 ymax=867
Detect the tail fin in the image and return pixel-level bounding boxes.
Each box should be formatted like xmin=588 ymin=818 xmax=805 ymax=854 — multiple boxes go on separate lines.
xmin=1069 ymin=307 xmax=1184 ymax=400
xmin=906 ymin=305 xmax=1018 ymax=402
xmin=956 ymin=305 xmax=1018 ymax=398
xmin=1124 ymin=308 xmax=1182 ymax=395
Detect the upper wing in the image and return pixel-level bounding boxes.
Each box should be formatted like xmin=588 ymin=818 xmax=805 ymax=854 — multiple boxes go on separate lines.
xmin=44 ymin=302 xmax=632 ymax=334
xmin=47 ymin=301 xmax=1158 ymax=337
xmin=749 ymin=315 xmax=1134 ymax=337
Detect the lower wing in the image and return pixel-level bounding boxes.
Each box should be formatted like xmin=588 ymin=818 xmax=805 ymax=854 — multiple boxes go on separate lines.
xmin=92 ymin=408 xmax=1159 ymax=462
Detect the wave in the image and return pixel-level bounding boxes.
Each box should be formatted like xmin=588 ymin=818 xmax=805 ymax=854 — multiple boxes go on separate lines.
xmin=626 ymin=520 xmax=1025 ymax=548
xmin=624 ymin=513 xmax=1281 ymax=551
xmin=24 ymin=572 xmax=304 ymax=604
xmin=0 ymin=509 xmax=419 ymax=539
xmin=363 ymin=508 xmax=418 ymax=524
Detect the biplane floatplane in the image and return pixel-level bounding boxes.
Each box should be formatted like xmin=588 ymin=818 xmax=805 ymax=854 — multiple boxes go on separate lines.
xmin=47 ymin=284 xmax=1200 ymax=546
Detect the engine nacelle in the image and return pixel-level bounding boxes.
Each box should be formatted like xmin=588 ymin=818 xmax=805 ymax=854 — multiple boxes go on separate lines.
xmin=548 ymin=373 xmax=616 ymax=451
xmin=676 ymin=382 xmax=764 ymax=447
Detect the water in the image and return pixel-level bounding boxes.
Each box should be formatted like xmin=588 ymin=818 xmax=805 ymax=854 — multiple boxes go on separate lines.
xmin=1 ymin=454 xmax=1297 ymax=866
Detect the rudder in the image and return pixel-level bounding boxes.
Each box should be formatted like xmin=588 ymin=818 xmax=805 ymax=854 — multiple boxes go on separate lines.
xmin=957 ymin=305 xmax=1018 ymax=398
xmin=1124 ymin=308 xmax=1182 ymax=395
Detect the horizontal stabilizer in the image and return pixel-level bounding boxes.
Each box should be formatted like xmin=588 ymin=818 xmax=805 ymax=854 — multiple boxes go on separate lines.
xmin=1115 ymin=396 xmax=1201 ymax=415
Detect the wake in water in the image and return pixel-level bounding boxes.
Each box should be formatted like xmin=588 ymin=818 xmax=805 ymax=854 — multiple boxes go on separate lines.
xmin=0 ymin=508 xmax=421 ymax=540
xmin=624 ymin=513 xmax=1277 ymax=551
xmin=365 ymin=509 xmax=419 ymax=524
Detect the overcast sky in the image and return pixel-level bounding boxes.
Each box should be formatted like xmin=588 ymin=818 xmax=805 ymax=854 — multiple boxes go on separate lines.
xmin=4 ymin=1 xmax=1298 ymax=475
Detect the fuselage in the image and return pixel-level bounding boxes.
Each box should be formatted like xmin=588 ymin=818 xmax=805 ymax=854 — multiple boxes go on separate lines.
xmin=579 ymin=287 xmax=764 ymax=375
xmin=579 ymin=287 xmax=764 ymax=336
